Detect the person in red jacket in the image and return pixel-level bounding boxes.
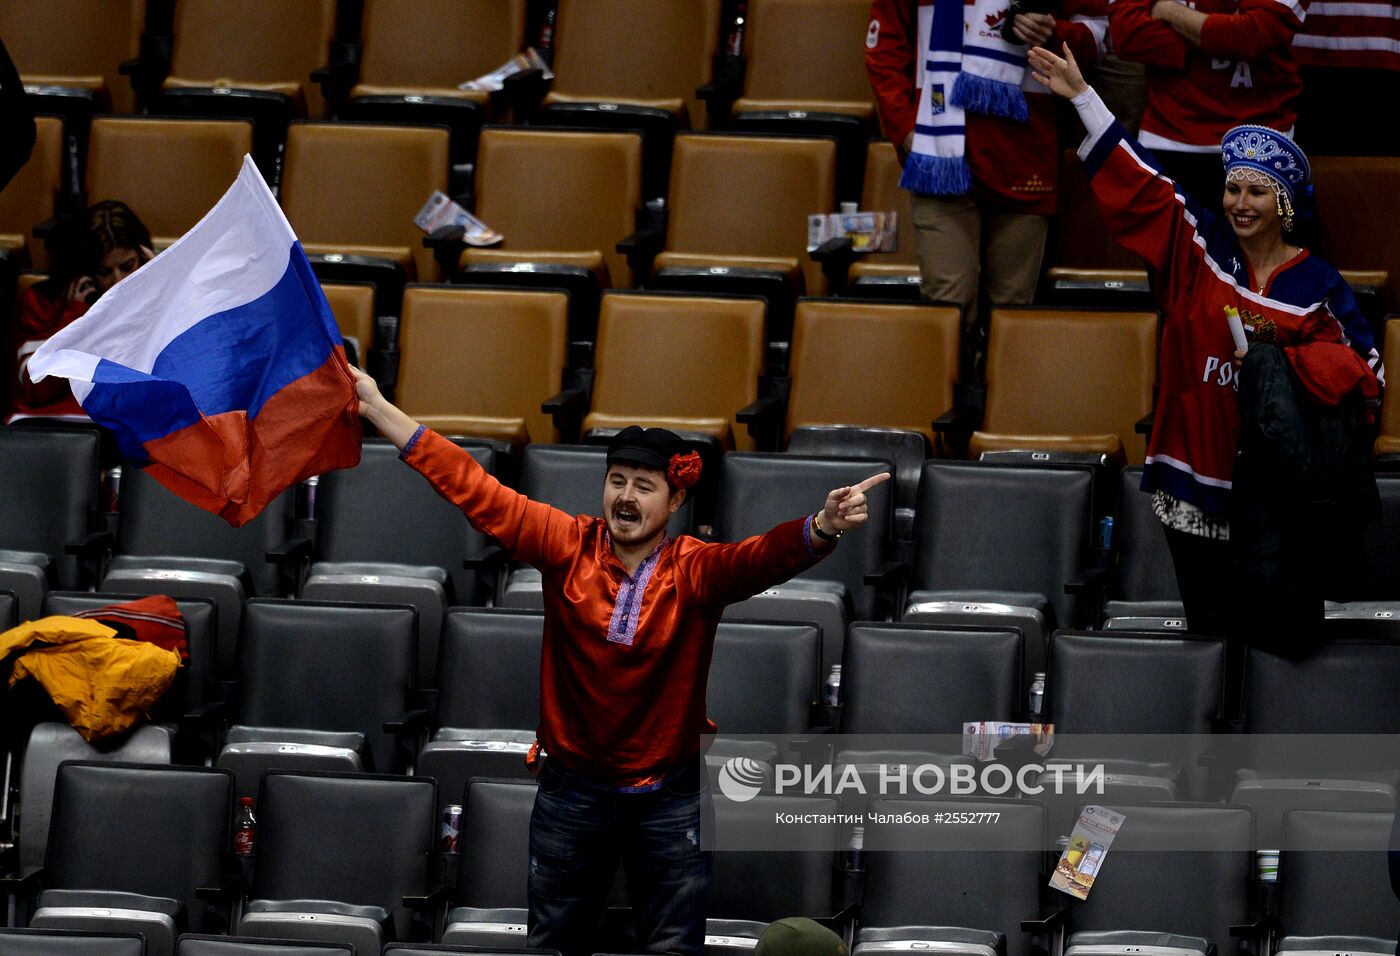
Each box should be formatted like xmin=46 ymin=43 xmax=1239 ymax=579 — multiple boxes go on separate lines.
xmin=1108 ymin=0 xmax=1306 ymax=204
xmin=1292 ymin=0 xmax=1400 ymax=154
xmin=865 ymin=0 xmax=1103 ymax=378
xmin=352 ymin=366 xmax=888 ymax=956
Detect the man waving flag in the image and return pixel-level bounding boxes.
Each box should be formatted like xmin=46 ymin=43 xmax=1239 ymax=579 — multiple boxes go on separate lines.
xmin=28 ymin=155 xmax=361 ymax=526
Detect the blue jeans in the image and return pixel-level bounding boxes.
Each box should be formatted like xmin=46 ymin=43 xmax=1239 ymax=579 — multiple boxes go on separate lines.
xmin=527 ymin=758 xmax=713 ymax=956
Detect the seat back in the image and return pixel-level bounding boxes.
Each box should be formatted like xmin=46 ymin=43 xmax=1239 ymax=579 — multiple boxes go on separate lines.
xmin=666 ymin=133 xmax=838 ymax=295
xmin=980 ymin=308 xmax=1158 ymax=462
xmin=587 ymin=292 xmax=765 ymax=449
xmin=1375 ymin=331 xmax=1400 ymax=459
xmin=251 ymin=771 xmax=435 ymax=938
xmin=0 ymin=0 xmax=145 ymax=112
xmin=1312 ymin=157 xmax=1400 ymax=304
xmin=550 ymin=0 xmax=723 ymax=126
xmin=320 ymin=282 xmax=376 ymax=359
xmin=0 ymin=426 xmax=101 ymax=589
xmin=714 ymin=453 xmax=893 ymax=619
xmin=168 ymin=0 xmax=338 ymax=116
xmin=358 ymin=0 xmax=528 ymax=90
xmin=518 ymin=443 xmax=694 ymax=534
xmin=863 ymin=798 xmax=1044 ymax=956
xmin=115 ymin=463 xmax=293 ymax=596
xmin=0 ymin=116 xmax=63 ymax=268
xmin=709 ymin=795 xmax=839 ymax=921
xmin=1279 ymin=809 xmax=1400 ymax=939
xmin=280 ymin=123 xmax=450 ymax=282
xmin=177 ymin=936 xmax=354 ymax=955
xmin=0 ymin=928 xmax=145 ymax=955
xmin=855 ymin=141 xmax=918 ymax=270
xmin=313 ymin=438 xmax=497 ymax=603
xmin=786 ymin=299 xmax=959 ymax=445
xmin=1052 ymin=149 xmax=1146 ymax=270
xmin=454 ymin=779 xmax=536 ymax=907
xmin=436 ymin=609 xmax=543 ymax=731
xmin=46 ymin=762 xmax=232 ymax=932
xmin=1245 ymin=640 xmax=1400 ymax=736
xmin=396 ymin=286 xmax=568 ymax=445
xmin=475 ymin=128 xmax=643 ymax=288
xmin=1113 ymin=466 xmax=1182 ymax=604
xmin=1359 ymin=474 xmax=1400 ymax=601
xmin=238 ymin=601 xmax=418 ymax=773
xmin=85 ymin=117 xmax=253 ymax=248
xmin=841 ymin=623 xmax=1021 ymax=734
xmin=709 ymin=621 xmax=821 ymax=735
xmin=1068 ymin=803 xmax=1255 ymax=954
xmin=739 ymin=0 xmax=876 ymax=111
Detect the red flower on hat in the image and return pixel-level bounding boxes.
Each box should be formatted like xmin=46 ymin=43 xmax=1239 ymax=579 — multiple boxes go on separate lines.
xmin=668 ymin=451 xmax=702 ymax=489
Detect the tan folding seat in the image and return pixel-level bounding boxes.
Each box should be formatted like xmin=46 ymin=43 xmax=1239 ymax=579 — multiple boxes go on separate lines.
xmin=353 ymin=0 xmax=527 ymax=105
xmin=396 ymin=286 xmax=569 ymax=446
xmin=846 ymin=141 xmax=919 ymax=294
xmin=1374 ymin=329 xmax=1400 ymax=457
xmin=0 ymin=117 xmax=64 ymax=269
xmin=163 ymin=0 xmax=338 ymax=118
xmin=85 ymin=117 xmax=252 ymax=249
xmin=971 ymin=307 xmax=1159 ymax=464
xmin=320 ymin=281 xmax=376 ymax=363
xmin=464 ymin=128 xmax=643 ymax=288
xmin=653 ymin=133 xmax=838 ymax=300
xmin=583 ymin=292 xmax=766 ymax=450
xmin=1313 ymin=157 xmax=1400 ymax=306
xmin=732 ymin=0 xmax=877 ymax=122
xmin=546 ymin=0 xmax=724 ymax=129
xmin=280 ymin=122 xmax=451 ymax=283
xmin=0 ymin=0 xmax=145 ymax=113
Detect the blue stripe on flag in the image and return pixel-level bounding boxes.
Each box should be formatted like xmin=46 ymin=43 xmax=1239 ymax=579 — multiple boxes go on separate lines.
xmin=914 ymin=124 xmax=968 ymax=136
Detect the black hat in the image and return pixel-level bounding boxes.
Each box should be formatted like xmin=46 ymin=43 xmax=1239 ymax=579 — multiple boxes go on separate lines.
xmin=755 ymin=918 xmax=849 ymax=956
xmin=605 ymin=426 xmax=703 ymax=488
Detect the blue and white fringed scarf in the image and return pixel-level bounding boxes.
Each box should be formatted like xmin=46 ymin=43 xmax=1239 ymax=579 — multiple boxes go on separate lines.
xmin=901 ymin=0 xmax=1034 ymax=196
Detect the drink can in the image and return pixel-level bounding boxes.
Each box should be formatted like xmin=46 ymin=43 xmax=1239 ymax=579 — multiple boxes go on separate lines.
xmin=440 ymin=804 xmax=463 ymax=853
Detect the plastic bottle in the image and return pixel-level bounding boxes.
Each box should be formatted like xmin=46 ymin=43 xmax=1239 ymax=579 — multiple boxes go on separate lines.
xmin=1028 ymin=672 xmax=1046 ymax=715
xmin=845 ymin=824 xmax=865 ymax=870
xmin=823 ymin=664 xmax=842 ymax=706
xmin=233 ymin=796 xmax=256 ymax=856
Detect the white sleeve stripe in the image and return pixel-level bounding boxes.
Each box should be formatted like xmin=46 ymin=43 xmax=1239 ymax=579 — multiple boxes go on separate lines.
xmin=1306 ymin=2 xmax=1399 ymax=16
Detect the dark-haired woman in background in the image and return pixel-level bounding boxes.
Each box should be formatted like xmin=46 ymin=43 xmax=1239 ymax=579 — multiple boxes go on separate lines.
xmin=8 ymin=200 xmax=153 ymax=423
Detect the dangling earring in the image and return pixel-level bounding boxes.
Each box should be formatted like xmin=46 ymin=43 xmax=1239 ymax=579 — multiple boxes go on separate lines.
xmin=1277 ymin=191 xmax=1294 ymax=233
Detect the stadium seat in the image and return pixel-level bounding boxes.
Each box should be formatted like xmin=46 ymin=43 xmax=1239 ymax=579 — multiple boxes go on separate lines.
xmin=0 ymin=929 xmax=145 ymax=955
xmin=971 ymin=307 xmax=1158 ymax=463
xmin=1374 ymin=325 xmax=1400 ymax=456
xmin=581 ymin=291 xmax=766 ymax=450
xmin=643 ymin=133 xmax=839 ymax=340
xmin=858 ymin=797 xmax=1046 ymax=956
xmin=440 ymin=778 xmax=536 ymax=947
xmin=1048 ymin=149 xmax=1146 ymax=272
xmin=394 ymin=285 xmax=568 ymax=447
xmin=1312 ymin=157 xmax=1400 ymax=306
xmin=0 ymin=0 xmax=145 ymax=113
xmin=176 ymin=937 xmax=353 ymax=956
xmin=237 ymin=771 xmax=438 ymax=952
xmin=728 ymin=0 xmax=877 ymax=200
xmin=1103 ymin=466 xmax=1185 ymax=621
xmin=22 ymin=762 xmax=234 ymax=953
xmin=1276 ymin=809 xmax=1400 ymax=944
xmin=85 ymin=117 xmax=253 ymax=251
xmin=713 ymin=453 xmax=895 ymax=666
xmin=0 ymin=425 xmax=102 ymax=602
xmin=212 ymin=600 xmax=422 ymax=801
xmin=416 ymin=609 xmax=544 ymax=818
xmin=0 ymin=115 xmax=63 ymax=269
xmin=496 ymin=443 xmax=694 ymax=609
xmin=318 ymin=281 xmax=376 ymax=368
xmin=845 ymin=141 xmax=921 ymax=299
xmin=101 ymin=464 xmax=299 ymax=678
xmin=280 ymin=122 xmax=451 ymax=285
xmin=1355 ymin=474 xmax=1400 ymax=601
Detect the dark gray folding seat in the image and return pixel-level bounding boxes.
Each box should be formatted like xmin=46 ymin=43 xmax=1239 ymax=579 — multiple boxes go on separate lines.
xmin=498 ymin=444 xmax=692 ymax=610
xmin=0 ymin=590 xmax=12 ymax=628
xmin=0 ymin=928 xmax=145 ymax=955
xmin=715 ymin=453 xmax=895 ymax=675
xmin=21 ymin=762 xmax=234 ymax=956
xmin=238 ymin=771 xmax=438 ymax=953
xmin=417 ymin=609 xmax=543 ymax=819
xmin=1062 ymin=803 xmax=1257 ymax=956
xmin=213 ymin=600 xmax=422 ymax=803
xmin=902 ymin=461 xmax=1096 ymax=681
xmin=300 ymin=438 xmax=505 ymax=686
xmin=386 ymin=946 xmax=560 ymax=956
xmin=440 ymin=779 xmax=536 ymax=947
xmin=1103 ymin=466 xmax=1184 ymax=622
xmin=1276 ymin=809 xmax=1400 ymax=947
xmin=1355 ymin=473 xmax=1400 ymax=602
xmin=177 ymin=938 xmax=354 ymax=956
xmin=0 ymin=425 xmax=103 ymax=613
xmin=857 ymin=797 xmax=1046 ymax=956
xmin=103 ymin=462 xmax=300 ymax=677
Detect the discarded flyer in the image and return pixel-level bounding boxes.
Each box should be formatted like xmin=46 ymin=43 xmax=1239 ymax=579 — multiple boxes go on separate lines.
xmin=459 ymin=47 xmax=553 ymax=92
xmin=1051 ymin=805 xmax=1126 ymax=900
xmin=413 ymin=191 xmax=503 ymax=247
xmin=961 ymin=721 xmax=1054 ymax=762
xmin=807 ymin=210 xmax=898 ymax=253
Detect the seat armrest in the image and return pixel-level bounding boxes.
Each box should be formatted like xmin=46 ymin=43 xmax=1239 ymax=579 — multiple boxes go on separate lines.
xmin=500 ymin=66 xmax=548 ymax=115
xmin=737 ymin=394 xmax=785 ymax=451
xmin=1064 ymin=564 xmax=1111 ymax=595
xmin=403 ymin=883 xmax=452 ymax=912
xmin=266 ymin=536 xmax=314 ymax=598
xmin=66 ymin=529 xmax=115 ymax=589
xmin=1021 ymin=905 xmax=1069 ymax=932
xmin=463 ymin=543 xmax=507 ymax=571
xmin=0 ymin=866 xmax=44 ymax=894
xmin=310 ymin=42 xmax=361 ymax=109
xmin=542 ymin=387 xmax=590 ymax=442
xmin=384 ymin=709 xmax=431 ymax=735
xmin=1135 ymin=412 xmax=1155 ymax=435
xmin=266 ymin=537 xmax=313 ymax=563
xmin=864 ymin=560 xmax=908 ymax=587
xmin=932 ymin=405 xmax=981 ymax=435
xmin=1230 ymin=915 xmax=1274 ymax=938
xmin=616 ymin=226 xmax=666 ymax=283
xmin=696 ymin=54 xmax=745 ymax=124
xmin=424 ymin=223 xmax=468 ymax=275
xmin=195 ymin=873 xmax=244 ymax=903
xmin=811 ymin=236 xmax=855 ymax=293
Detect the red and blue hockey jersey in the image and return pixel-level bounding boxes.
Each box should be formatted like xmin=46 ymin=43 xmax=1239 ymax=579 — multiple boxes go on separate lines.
xmin=1081 ymin=121 xmax=1382 ymax=514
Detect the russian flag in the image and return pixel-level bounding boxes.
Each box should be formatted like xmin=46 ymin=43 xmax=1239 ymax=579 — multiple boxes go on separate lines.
xmin=28 ymin=155 xmax=361 ymax=527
